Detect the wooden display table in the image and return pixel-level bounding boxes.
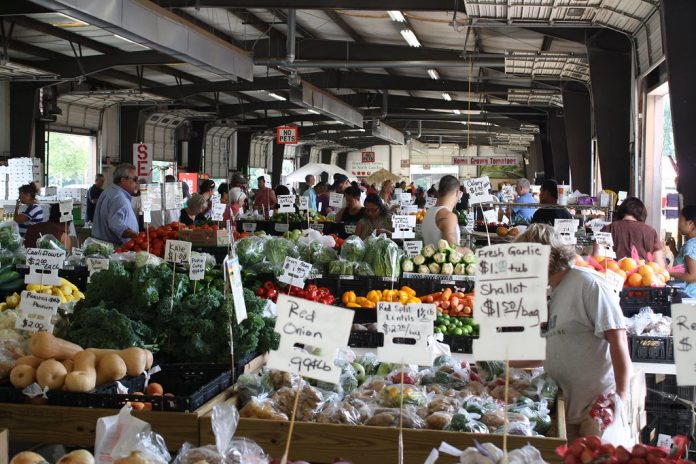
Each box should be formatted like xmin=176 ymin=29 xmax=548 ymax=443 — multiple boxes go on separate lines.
xmin=200 ymin=398 xmax=567 ymax=464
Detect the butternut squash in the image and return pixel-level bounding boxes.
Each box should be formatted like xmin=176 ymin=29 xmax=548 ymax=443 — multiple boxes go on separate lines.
xmin=15 ymin=355 xmax=42 ymax=369
xmin=36 ymin=359 xmax=68 ymax=390
xmin=144 ymin=349 xmax=153 ymax=370
xmin=10 ymin=364 xmax=35 ymax=388
xmin=86 ymin=347 xmax=147 ymax=376
xmin=57 ymin=450 xmax=94 ymax=464
xmin=64 ymin=351 xmax=96 ymax=392
xmin=29 ymin=332 xmax=82 ymax=360
xmin=10 ymin=451 xmax=48 ymax=464
xmin=96 ymin=353 xmax=127 ymax=385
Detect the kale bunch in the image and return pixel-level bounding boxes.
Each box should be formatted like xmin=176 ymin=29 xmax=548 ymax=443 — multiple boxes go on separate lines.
xmin=66 ymin=302 xmax=151 ymax=349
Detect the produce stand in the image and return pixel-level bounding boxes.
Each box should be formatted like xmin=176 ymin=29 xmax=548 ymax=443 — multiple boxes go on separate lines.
xmin=199 ymin=397 xmax=567 ymax=464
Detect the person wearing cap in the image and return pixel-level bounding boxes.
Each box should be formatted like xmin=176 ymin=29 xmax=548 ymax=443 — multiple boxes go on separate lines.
xmin=301 ymin=174 xmax=317 ymax=211
xmin=530 ymin=179 xmax=572 ymax=226
xmin=253 ymin=176 xmax=276 ymax=218
xmin=332 ymin=173 xmax=350 ymax=193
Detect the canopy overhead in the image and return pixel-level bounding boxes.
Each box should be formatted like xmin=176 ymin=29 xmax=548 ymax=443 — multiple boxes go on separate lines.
xmin=364 ymin=168 xmax=401 ymax=186
xmin=285 ymin=163 xmax=356 ymax=183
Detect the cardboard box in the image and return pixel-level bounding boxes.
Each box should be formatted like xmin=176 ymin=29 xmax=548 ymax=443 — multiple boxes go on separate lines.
xmin=0 ymin=429 xmax=7 ymax=464
xmin=178 ymin=229 xmax=229 ymax=247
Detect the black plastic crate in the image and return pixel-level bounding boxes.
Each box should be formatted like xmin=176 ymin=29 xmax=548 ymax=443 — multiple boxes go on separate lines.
xmin=645 ymin=406 xmax=695 ymax=439
xmin=348 ymin=331 xmax=383 ymax=348
xmin=348 ymin=307 xmax=377 ymax=324
xmin=90 ymin=363 xmax=232 ymax=412
xmin=622 ymin=304 xmax=672 ymax=317
xmin=620 ymin=287 xmax=673 ymax=308
xmin=400 ymin=275 xmax=474 ymax=297
xmin=646 ymin=374 xmax=696 ymax=409
xmin=630 ymin=335 xmax=674 ymax=363
xmin=441 ymin=335 xmax=476 ymax=354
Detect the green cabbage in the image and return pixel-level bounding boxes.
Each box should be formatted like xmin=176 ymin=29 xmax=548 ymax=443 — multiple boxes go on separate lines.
xmin=340 ymin=235 xmax=365 ymax=262
xmin=264 ymin=237 xmax=299 ymax=266
xmin=235 ymin=236 xmax=269 ymax=267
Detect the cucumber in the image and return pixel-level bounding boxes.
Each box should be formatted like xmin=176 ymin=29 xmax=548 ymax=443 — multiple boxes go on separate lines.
xmin=0 ymin=277 xmax=24 ymax=293
xmin=0 ymin=271 xmax=20 ymax=285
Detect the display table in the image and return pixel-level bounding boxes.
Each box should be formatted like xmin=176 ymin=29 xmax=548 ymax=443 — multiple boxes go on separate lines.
xmin=199 ymin=398 xmax=566 ymax=464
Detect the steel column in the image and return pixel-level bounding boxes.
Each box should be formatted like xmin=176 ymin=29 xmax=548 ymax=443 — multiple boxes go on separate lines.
xmin=235 ymin=132 xmax=252 ymax=174
xmin=271 ymin=142 xmax=285 ymax=187
xmin=187 ymin=121 xmax=206 ymax=173
xmin=119 ymin=107 xmax=141 ymax=164
xmin=562 ymin=85 xmax=592 ymax=194
xmin=548 ymin=113 xmax=570 ymax=184
xmin=9 ymin=82 xmax=39 ymax=157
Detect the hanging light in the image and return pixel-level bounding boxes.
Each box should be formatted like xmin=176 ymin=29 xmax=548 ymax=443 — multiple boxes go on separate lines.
xmin=441 ymin=92 xmax=452 ymax=101
xmin=387 ymin=11 xmax=406 ymax=22
xmin=427 ymin=69 xmax=440 ymax=80
xmin=400 ymin=29 xmax=421 ymax=48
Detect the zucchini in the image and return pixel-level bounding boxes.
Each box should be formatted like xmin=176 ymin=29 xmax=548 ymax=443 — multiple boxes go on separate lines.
xmin=0 ymin=271 xmax=20 ymax=285
xmin=0 ymin=277 xmax=24 ymax=293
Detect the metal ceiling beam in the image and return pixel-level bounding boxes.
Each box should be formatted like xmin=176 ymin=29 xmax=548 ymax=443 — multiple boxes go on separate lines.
xmin=171 ymin=7 xmax=244 ymax=48
xmin=270 ymin=8 xmax=314 ymax=39
xmin=155 ymin=0 xmax=464 ymax=10
xmin=225 ymin=8 xmax=285 ymax=41
xmin=0 ymin=1 xmax=50 ymax=15
xmin=36 ymin=51 xmax=182 ymax=79
xmin=524 ymin=28 xmax=587 ymax=46
xmin=341 ymin=94 xmax=548 ymax=114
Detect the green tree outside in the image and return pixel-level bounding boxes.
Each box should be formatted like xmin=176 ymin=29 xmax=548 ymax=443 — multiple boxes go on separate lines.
xmin=48 ymin=132 xmax=91 ymax=186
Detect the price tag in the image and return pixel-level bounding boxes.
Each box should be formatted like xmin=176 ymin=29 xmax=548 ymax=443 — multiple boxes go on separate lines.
xmin=189 ymin=255 xmax=206 ymax=281
xmin=415 ymin=223 xmax=423 ymax=236
xmin=463 ymin=176 xmax=493 ymax=205
xmin=242 ymin=222 xmax=257 ymax=232
xmin=210 ymin=194 xmax=221 ymax=206
xmin=15 ymin=291 xmax=60 ymax=333
xmin=377 ymin=302 xmax=437 ymax=366
xmin=274 ymin=223 xmax=290 ymax=233
xmin=394 ymin=188 xmax=403 ymax=198
xmin=595 ymin=232 xmax=616 ymax=258
xmin=211 ymin=203 xmax=226 ymax=221
xmin=267 ymin=294 xmax=354 ymax=384
xmin=671 ymin=304 xmax=696 ymax=386
xmin=310 ymin=223 xmax=324 ymax=232
xmin=86 ymin=257 xmax=109 ymax=283
xmin=474 ymin=243 xmax=549 ymax=360
xmin=604 ymin=269 xmax=625 ymax=294
xmin=425 ymin=196 xmax=437 ymax=209
xmin=164 ymin=240 xmax=192 ymax=265
xmin=483 ymin=209 xmax=498 ymax=224
xmin=554 ymin=219 xmax=579 ymax=245
xmin=299 ymin=197 xmax=309 ymax=211
xmin=143 ymin=210 xmax=152 ymax=224
xmin=404 ymin=241 xmax=423 ymax=257
xmin=329 ymin=192 xmax=344 ymax=208
xmin=392 ymin=215 xmax=416 ymax=239
xmin=71 ymin=247 xmax=83 ymax=258
xmin=344 ymin=224 xmax=357 ymax=235
xmin=502 ymin=185 xmax=515 ymax=203
xmin=588 ymin=219 xmax=611 ymax=234
xmin=399 ymin=205 xmax=418 ymax=215
xmin=25 ymin=248 xmax=65 ymax=286
xmin=278 ymin=257 xmax=313 ymax=289
xmin=278 ymin=195 xmax=295 ymax=213
xmin=225 ymin=256 xmax=247 ymax=322
xmin=465 ymin=212 xmax=475 ymax=233
xmin=399 ymin=192 xmax=412 ymax=205
xmin=617 ymin=191 xmax=627 ymax=205
xmin=59 ymin=199 xmax=73 ymax=223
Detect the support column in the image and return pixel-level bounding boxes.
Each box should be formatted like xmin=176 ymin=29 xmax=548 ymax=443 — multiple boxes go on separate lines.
xmin=320 ymin=149 xmax=332 ymax=183
xmin=235 ymin=132 xmax=252 ymax=174
xmin=336 ymin=151 xmax=348 ymax=170
xmin=10 ymin=82 xmax=39 ymax=156
xmin=539 ymin=121 xmax=555 ymax=180
xmin=186 ymin=121 xmax=206 ymax=173
xmin=662 ymin=0 xmax=696 ymax=203
xmin=271 ymin=142 xmax=284 ymax=186
xmin=562 ymin=84 xmax=592 ymax=194
xmin=548 ymin=112 xmax=570 ymax=184
xmin=119 ymin=106 xmax=141 ymax=164
xmin=587 ymin=29 xmax=632 ymax=192
xmin=527 ymin=135 xmax=545 ymax=183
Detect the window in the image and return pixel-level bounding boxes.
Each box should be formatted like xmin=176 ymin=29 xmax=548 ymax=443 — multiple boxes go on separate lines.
xmin=47 ymin=132 xmax=95 ymax=188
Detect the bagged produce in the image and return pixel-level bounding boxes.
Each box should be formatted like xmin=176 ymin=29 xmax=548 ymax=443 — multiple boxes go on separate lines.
xmin=365 ymin=235 xmax=403 ymax=278
xmin=365 ymin=406 xmax=425 ymax=429
xmin=37 ymin=234 xmax=66 ymax=251
xmin=340 ymin=235 xmax=365 ymax=262
xmin=235 ymin=236 xmax=269 ymax=267
xmin=82 ymin=237 xmax=114 ymax=258
xmin=312 ymin=247 xmax=338 ymax=271
xmin=95 ymin=405 xmax=153 ymax=464
xmin=425 ymin=442 xmax=547 ymax=464
xmin=353 ymin=261 xmax=374 ymax=277
xmin=443 ymin=410 xmax=489 ymax=433
xmin=329 ymin=260 xmax=354 ymax=276
xmin=264 ymin=237 xmax=299 ymax=266
xmin=0 ymin=221 xmax=22 ymax=252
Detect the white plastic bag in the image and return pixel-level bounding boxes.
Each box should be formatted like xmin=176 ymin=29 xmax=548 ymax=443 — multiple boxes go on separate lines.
xmin=95 ymin=405 xmax=151 ymax=464
xmin=601 ymin=394 xmax=634 ymax=448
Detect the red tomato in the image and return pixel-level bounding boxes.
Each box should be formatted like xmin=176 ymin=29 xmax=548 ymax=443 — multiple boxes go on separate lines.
xmin=134 ymin=246 xmax=142 ymax=252
xmin=124 ymin=241 xmax=135 ymax=250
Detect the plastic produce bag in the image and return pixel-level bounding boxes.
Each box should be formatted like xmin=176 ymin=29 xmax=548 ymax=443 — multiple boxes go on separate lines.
xmin=443 ymin=410 xmax=489 ymax=433
xmin=134 ymin=251 xmax=165 ymax=268
xmin=329 ymin=260 xmax=354 ymax=276
xmin=95 ymin=405 xmax=151 ymax=464
xmin=36 ymin=234 xmax=66 ymax=251
xmin=312 ymin=247 xmax=338 ymax=270
xmin=264 ymin=237 xmax=299 ymax=266
xmin=114 ymin=431 xmax=171 ymax=464
xmin=580 ymin=393 xmax=633 ymax=447
xmin=340 ymin=235 xmax=365 ymax=262
xmin=0 ymin=221 xmax=22 ymax=251
xmin=424 ymin=442 xmax=547 ymax=464
xmin=82 ymin=237 xmax=114 ymax=257
xmin=353 ymin=261 xmax=375 ymax=277
xmin=174 ymin=403 xmax=268 ymax=464
xmin=235 ymin=236 xmax=269 ymax=267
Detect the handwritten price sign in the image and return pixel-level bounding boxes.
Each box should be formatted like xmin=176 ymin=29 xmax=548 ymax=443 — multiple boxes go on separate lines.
xmin=392 ymin=214 xmax=416 ymax=239
xmin=377 ymin=302 xmax=437 ymax=366
xmin=164 ymin=240 xmax=192 ymax=265
xmin=463 ymin=176 xmax=493 ymax=205
xmin=329 ymin=192 xmax=344 ymax=208
xmin=474 ymin=243 xmax=549 ymax=360
xmin=15 ymin=291 xmax=60 ymax=333
xmin=267 ymin=294 xmax=354 ymax=384
xmin=278 ymin=195 xmax=295 ymax=213
xmin=278 ymin=257 xmax=313 ymax=289
xmin=554 ymin=219 xmax=579 ymax=245
xmin=25 ymin=248 xmax=65 ymax=286
xmin=189 ymin=255 xmax=206 ymax=281
xmin=672 ymin=304 xmax=696 ymax=386
xmin=225 ymin=256 xmax=247 ymax=323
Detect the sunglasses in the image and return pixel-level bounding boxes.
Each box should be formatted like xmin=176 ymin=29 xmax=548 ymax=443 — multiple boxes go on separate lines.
xmin=124 ymin=176 xmax=139 ymax=182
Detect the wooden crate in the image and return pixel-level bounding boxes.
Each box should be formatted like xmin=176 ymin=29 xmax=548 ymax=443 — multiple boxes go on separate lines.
xmin=200 ymin=398 xmax=566 ymax=464
xmin=0 ymin=388 xmax=231 ymax=451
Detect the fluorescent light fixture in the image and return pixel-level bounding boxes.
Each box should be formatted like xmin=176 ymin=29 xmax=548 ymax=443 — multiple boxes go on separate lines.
xmin=52 ymin=13 xmax=87 ymax=26
xmin=113 ymin=34 xmax=148 ymax=49
xmin=387 ymin=11 xmax=406 ymax=22
xmin=441 ymin=92 xmax=452 ymax=101
xmin=453 ymin=109 xmax=461 ymax=115
xmin=371 ymin=120 xmax=405 ymax=145
xmin=288 ymin=80 xmax=363 ymax=127
xmin=400 ymin=29 xmax=421 ymax=48
xmin=427 ymin=69 xmax=439 ymax=80
xmin=306 ymin=109 xmax=319 ymax=114
xmin=267 ymin=92 xmax=287 ymax=101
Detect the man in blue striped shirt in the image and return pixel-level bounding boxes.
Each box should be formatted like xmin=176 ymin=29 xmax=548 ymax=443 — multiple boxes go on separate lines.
xmin=92 ymin=164 xmax=140 ymax=245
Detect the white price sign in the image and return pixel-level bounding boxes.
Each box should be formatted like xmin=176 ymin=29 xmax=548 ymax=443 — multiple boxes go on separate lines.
xmin=274 ymin=223 xmax=289 ymax=233
xmin=164 ymin=240 xmax=192 ymax=265
xmin=425 ymin=196 xmax=437 ymax=209
xmin=299 ymin=197 xmax=309 ymax=211
xmin=278 ymin=195 xmax=295 ymax=213
xmin=242 ymin=222 xmax=257 ymax=232
xmin=671 ymin=304 xmax=696 ymax=386
xmin=617 ymin=191 xmax=627 ymax=205
xmin=474 ymin=243 xmax=549 ymax=360
xmin=344 ymin=224 xmax=357 ymax=235
xmin=25 ymin=248 xmax=65 ymax=286
xmin=404 ymin=240 xmax=423 ymax=257
xmin=329 ymin=192 xmax=344 ymax=208
xmin=16 ymin=291 xmax=60 ymax=333
xmin=554 ymin=219 xmax=579 ymax=245
xmin=211 ymin=203 xmax=226 ymax=221
xmin=394 ymin=188 xmax=403 ymax=198
xmin=59 ymin=199 xmax=73 ymax=223
xmin=502 ymin=185 xmax=515 ymax=203
xmin=210 ymin=194 xmax=221 ymax=206
xmin=392 ymin=215 xmax=417 ymax=239
xmin=399 ymin=192 xmax=412 ymax=205
xmin=377 ymin=302 xmax=437 ymax=366
xmin=267 ymin=294 xmax=354 ymax=384
xmin=278 ymin=257 xmax=313 ymax=289
xmin=225 ymin=256 xmax=247 ymax=322
xmin=483 ymin=209 xmax=498 ymax=224
xmin=589 ymin=219 xmax=611 ymax=234
xmin=463 ymin=176 xmax=493 ymax=205
xmin=86 ymin=257 xmax=109 ymax=283
xmin=465 ymin=212 xmax=475 ymax=234
xmin=189 ymin=255 xmax=206 ymax=281
xmin=595 ymin=232 xmax=616 ymax=258
xmin=399 ymin=205 xmax=418 ymax=215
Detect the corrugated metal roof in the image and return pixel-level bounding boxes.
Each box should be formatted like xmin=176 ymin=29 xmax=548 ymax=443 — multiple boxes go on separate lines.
xmin=505 ymin=52 xmax=590 ymax=82
xmin=58 ymin=90 xmax=170 ymax=108
xmin=507 ymin=89 xmax=563 ymax=107
xmin=0 ymin=61 xmax=58 ymax=80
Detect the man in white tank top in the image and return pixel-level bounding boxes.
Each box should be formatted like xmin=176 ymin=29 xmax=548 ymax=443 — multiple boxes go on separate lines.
xmin=422 ymin=175 xmax=471 ymax=253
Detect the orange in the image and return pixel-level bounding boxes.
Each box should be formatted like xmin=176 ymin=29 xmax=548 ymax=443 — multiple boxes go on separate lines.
xmin=638 ymin=259 xmax=646 ymax=266
xmin=660 ymin=270 xmax=670 ymax=281
xmin=619 ymin=258 xmax=638 ymax=272
xmin=641 ymin=273 xmax=656 ymax=287
xmin=606 ymin=261 xmax=620 ymax=272
xmin=616 ymin=269 xmax=627 ymax=280
xmin=638 ymin=265 xmax=655 ymax=278
xmin=648 ymin=262 xmax=662 ymax=272
xmin=627 ymin=273 xmax=643 ymax=288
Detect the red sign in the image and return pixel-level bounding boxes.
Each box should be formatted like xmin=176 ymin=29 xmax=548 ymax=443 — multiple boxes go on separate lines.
xmin=133 ymin=143 xmax=152 ymax=178
xmin=178 ymin=172 xmax=197 ymax=194
xmin=361 ymin=151 xmax=375 ymax=163
xmin=276 ymin=126 xmax=298 ymax=144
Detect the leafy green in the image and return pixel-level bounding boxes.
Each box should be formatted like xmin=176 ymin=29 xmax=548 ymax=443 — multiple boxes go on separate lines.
xmin=66 ymin=302 xmax=152 ymax=349
xmin=339 ymin=235 xmax=365 ymax=262
xmin=82 ymin=263 xmax=132 ymax=307
xmin=264 ymin=237 xmax=299 ymax=266
xmin=235 ymin=236 xmax=268 ymax=267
